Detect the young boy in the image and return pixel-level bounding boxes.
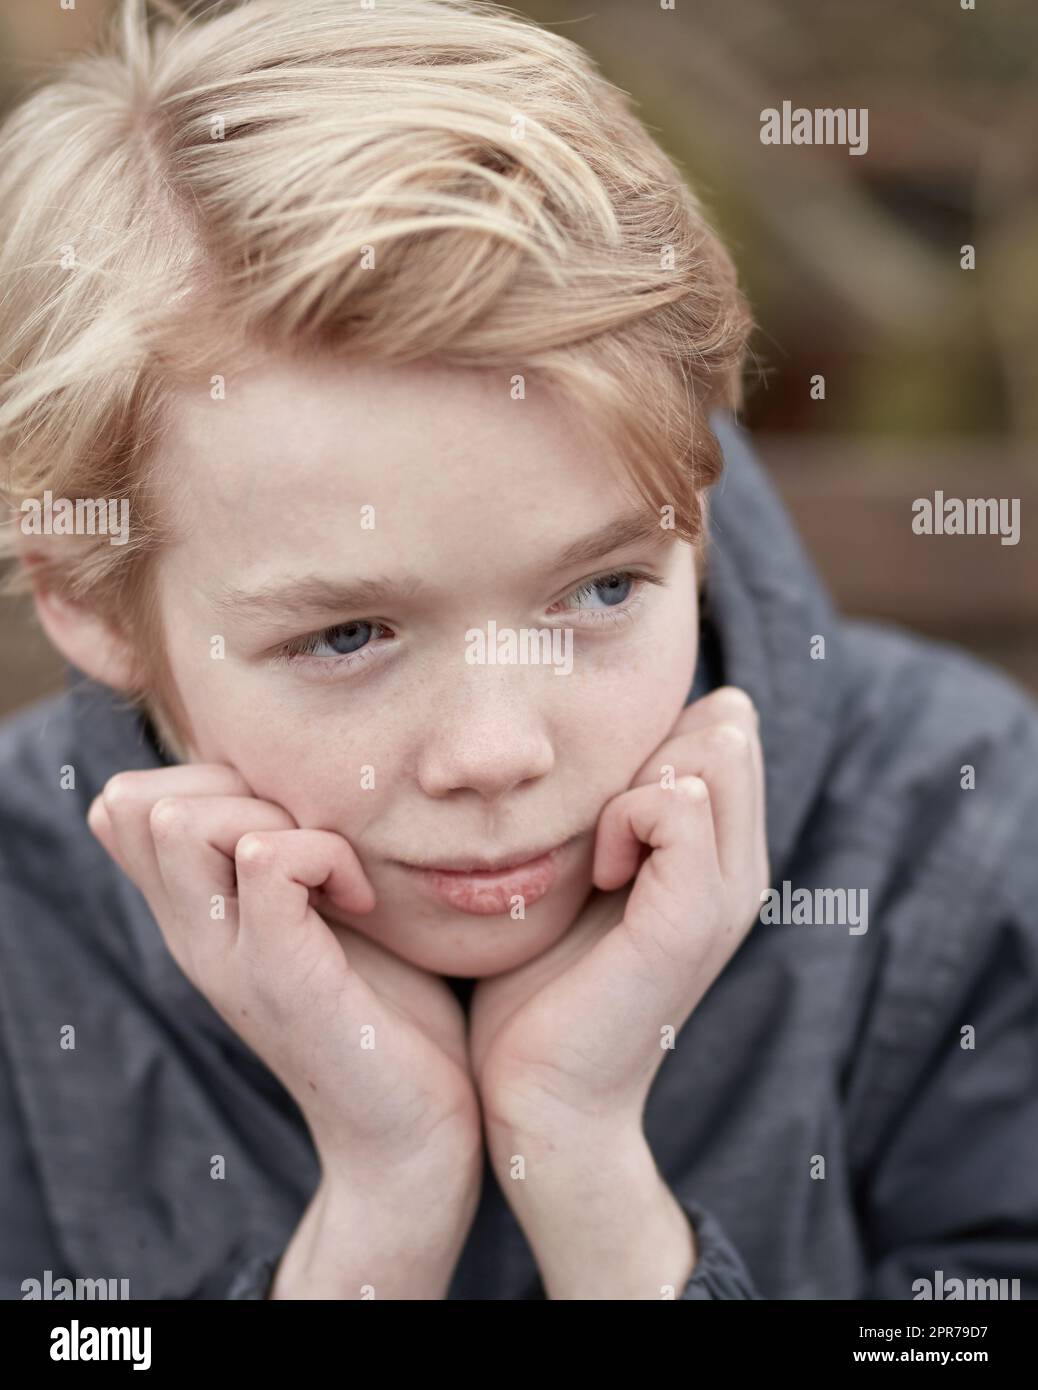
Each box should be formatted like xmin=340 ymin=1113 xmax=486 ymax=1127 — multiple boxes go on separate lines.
xmin=0 ymin=0 xmax=1035 ymax=1301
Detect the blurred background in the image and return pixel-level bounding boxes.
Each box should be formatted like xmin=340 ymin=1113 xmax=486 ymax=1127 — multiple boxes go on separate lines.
xmin=0 ymin=0 xmax=1035 ymax=715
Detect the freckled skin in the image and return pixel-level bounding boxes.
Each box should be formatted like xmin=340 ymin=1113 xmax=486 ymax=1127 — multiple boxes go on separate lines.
xmin=151 ymin=355 xmax=698 ymax=977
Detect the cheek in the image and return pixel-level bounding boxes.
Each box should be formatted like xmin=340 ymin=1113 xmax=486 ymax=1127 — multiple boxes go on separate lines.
xmin=199 ymin=698 xmax=408 ymax=835
xmin=222 ymin=719 xmax=364 ymax=815
xmin=564 ymin=603 xmax=695 ymax=787
xmin=559 ymin=683 xmax=673 ymax=801
xmin=586 ymin=591 xmax=695 ymax=715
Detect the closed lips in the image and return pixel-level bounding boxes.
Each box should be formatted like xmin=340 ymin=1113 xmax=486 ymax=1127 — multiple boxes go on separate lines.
xmin=399 ymin=839 xmax=573 ymax=916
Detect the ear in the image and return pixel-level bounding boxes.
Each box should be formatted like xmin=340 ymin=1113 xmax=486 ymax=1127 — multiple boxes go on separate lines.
xmin=21 ymin=548 xmax=141 ymax=692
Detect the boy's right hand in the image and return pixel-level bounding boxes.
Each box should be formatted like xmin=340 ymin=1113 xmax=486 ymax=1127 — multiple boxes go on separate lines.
xmin=86 ymin=765 xmax=483 ymax=1204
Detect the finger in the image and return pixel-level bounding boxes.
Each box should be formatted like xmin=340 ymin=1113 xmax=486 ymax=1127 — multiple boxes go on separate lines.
xmin=679 ymin=688 xmax=765 ymax=832
xmin=89 ymin=765 xmax=254 ymax=902
xmin=149 ymin=795 xmax=298 ymax=962
xmin=586 ymin=778 xmax=722 ymax=1016
xmin=593 ymin=777 xmax=719 ymax=905
xmin=620 ymin=721 xmax=758 ymax=883
xmin=665 ymin=685 xmax=760 ymax=739
xmin=630 ymin=685 xmax=762 ymax=792
xmin=87 ymin=795 xmax=132 ymax=878
xmin=672 ymin=687 xmax=766 ymax=842
xmin=234 ymin=828 xmax=377 ymax=958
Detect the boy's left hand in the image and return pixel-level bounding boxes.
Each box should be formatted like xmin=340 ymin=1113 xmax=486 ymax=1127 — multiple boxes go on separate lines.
xmin=468 ymin=685 xmax=769 ymax=1157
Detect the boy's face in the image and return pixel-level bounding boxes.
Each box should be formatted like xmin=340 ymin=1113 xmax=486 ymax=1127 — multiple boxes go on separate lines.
xmin=149 ymin=354 xmax=698 ymax=977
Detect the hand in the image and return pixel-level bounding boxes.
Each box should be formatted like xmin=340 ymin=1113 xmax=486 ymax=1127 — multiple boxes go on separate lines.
xmin=468 ymin=686 xmax=769 ymax=1153
xmin=87 ymin=765 xmax=483 ymax=1197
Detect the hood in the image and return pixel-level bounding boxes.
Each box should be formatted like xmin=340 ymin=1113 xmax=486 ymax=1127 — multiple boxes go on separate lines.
xmin=700 ymin=412 xmax=847 ymax=878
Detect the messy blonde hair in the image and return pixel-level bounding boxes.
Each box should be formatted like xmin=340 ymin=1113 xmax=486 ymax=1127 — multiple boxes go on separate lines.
xmin=0 ymin=0 xmax=752 ymax=753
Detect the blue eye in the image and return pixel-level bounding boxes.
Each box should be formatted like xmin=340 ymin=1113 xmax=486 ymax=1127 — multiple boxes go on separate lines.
xmin=274 ymin=565 xmax=662 ymax=680
xmin=312 ymin=621 xmax=374 ymax=657
xmin=282 ymin=619 xmax=390 ymax=665
xmin=566 ymin=572 xmax=635 ymax=609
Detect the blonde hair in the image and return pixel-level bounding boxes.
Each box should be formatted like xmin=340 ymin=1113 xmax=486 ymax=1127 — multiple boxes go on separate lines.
xmin=0 ymin=0 xmax=752 ymax=751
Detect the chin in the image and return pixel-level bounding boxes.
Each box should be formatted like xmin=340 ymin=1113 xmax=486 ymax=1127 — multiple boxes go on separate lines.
xmin=371 ymin=908 xmax=572 ymax=978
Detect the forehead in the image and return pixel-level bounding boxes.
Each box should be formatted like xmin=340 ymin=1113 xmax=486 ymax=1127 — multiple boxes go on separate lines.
xmin=153 ymin=355 xmax=638 ymax=568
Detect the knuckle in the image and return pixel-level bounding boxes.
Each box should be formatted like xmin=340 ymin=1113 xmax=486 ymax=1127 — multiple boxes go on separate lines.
xmin=102 ymin=772 xmax=141 ymax=813
xmin=150 ymin=796 xmax=189 ymax=837
xmin=676 ymin=774 xmax=709 ymax=803
xmin=709 ymin=720 xmax=752 ymax=754
xmin=236 ymin=832 xmax=276 ymax=872
xmin=712 ymin=686 xmax=758 ymax=723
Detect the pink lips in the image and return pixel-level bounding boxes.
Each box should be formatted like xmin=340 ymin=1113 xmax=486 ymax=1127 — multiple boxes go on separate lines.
xmin=402 ymin=843 xmax=567 ymax=916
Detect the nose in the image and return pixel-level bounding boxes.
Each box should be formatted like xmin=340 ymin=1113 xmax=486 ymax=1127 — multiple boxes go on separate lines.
xmin=416 ymin=666 xmax=555 ymax=802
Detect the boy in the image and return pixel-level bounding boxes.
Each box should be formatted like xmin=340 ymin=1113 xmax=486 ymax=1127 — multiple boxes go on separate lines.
xmin=1 ymin=0 xmax=1035 ymax=1301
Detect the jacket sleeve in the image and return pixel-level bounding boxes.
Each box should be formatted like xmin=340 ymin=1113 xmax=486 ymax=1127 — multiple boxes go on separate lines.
xmin=0 ymin=1021 xmax=291 ymax=1301
xmin=676 ymin=1197 xmax=765 ymax=1299
xmin=203 ymin=1212 xmax=767 ymax=1299
xmin=209 ymin=1203 xmax=767 ymax=1299
xmin=0 ymin=1033 xmax=66 ymax=1300
xmin=184 ymin=1239 xmax=284 ymax=1299
xmin=858 ymin=905 xmax=1038 ymax=1300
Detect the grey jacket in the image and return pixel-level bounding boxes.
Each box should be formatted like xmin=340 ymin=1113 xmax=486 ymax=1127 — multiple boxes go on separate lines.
xmin=2 ymin=415 xmax=1036 ymax=1300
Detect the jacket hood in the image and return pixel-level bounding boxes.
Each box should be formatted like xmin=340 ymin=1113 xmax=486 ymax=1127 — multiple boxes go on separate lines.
xmin=8 ymin=414 xmax=1037 ymax=1300
xmin=702 ymin=412 xmax=847 ymax=879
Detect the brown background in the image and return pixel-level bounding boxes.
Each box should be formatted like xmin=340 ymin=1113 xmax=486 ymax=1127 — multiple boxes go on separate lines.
xmin=1 ymin=0 xmax=1035 ymax=715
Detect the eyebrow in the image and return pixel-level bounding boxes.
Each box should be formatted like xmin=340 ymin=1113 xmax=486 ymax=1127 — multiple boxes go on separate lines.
xmin=211 ymin=511 xmax=668 ymax=624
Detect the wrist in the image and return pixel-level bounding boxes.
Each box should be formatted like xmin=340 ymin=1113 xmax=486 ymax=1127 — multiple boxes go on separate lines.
xmin=485 ymin=1107 xmax=645 ymax=1192
xmin=488 ymin=1124 xmax=696 ymax=1300
xmin=271 ymin=1159 xmax=481 ymax=1300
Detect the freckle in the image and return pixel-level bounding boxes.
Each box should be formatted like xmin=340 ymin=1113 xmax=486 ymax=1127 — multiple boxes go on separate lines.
xmin=308 ymin=1080 xmax=317 ymax=1091
xmin=241 ymin=1008 xmax=248 ymax=1017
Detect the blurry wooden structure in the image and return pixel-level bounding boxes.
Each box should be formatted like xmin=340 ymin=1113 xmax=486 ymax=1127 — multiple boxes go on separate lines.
xmin=762 ymin=436 xmax=1038 ymax=694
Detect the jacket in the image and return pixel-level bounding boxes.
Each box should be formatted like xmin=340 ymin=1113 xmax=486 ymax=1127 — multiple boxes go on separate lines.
xmin=2 ymin=413 xmax=1036 ymax=1299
